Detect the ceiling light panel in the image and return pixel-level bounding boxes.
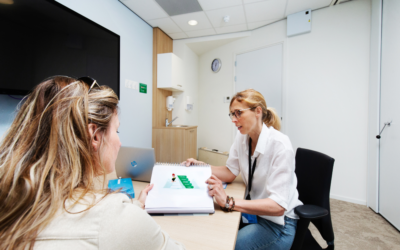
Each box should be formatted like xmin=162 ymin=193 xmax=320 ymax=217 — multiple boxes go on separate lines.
xmin=186 ymin=28 xmax=216 ymax=37
xmin=245 ymin=0 xmax=286 ymax=23
xmin=171 ymin=11 xmax=213 ymax=31
xmin=120 ymin=0 xmax=168 ymax=20
xmin=206 ymin=5 xmax=246 ymax=28
xmin=285 ymin=0 xmax=332 ymax=16
xmin=155 ymin=0 xmax=203 ymax=16
xmin=198 ymin=0 xmax=242 ymax=11
xmin=215 ymin=24 xmax=248 ymax=34
xmin=147 ymin=18 xmax=183 ymax=33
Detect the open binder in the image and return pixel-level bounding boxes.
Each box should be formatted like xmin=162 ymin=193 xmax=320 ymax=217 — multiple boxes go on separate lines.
xmin=145 ymin=163 xmax=215 ymax=214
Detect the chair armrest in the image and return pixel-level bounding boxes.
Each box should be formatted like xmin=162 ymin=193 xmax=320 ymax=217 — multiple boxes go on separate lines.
xmin=294 ymin=205 xmax=328 ymax=220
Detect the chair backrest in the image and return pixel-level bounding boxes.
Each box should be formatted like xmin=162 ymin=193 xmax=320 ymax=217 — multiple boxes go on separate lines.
xmin=295 ymin=148 xmax=335 ymax=243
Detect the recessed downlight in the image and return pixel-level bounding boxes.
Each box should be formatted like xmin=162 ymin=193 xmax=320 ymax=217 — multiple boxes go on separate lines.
xmin=188 ymin=20 xmax=198 ymax=26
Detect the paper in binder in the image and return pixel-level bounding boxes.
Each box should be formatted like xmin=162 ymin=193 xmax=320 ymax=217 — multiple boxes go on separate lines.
xmin=145 ymin=163 xmax=215 ymax=214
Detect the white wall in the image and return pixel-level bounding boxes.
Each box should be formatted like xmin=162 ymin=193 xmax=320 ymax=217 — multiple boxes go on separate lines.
xmin=171 ymin=43 xmax=199 ymax=127
xmin=286 ymin=0 xmax=370 ymax=205
xmin=188 ymin=0 xmax=371 ymax=205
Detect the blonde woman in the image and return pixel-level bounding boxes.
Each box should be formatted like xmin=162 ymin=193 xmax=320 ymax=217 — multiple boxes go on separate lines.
xmin=0 ymin=76 xmax=185 ymax=250
xmin=184 ymin=89 xmax=302 ymax=250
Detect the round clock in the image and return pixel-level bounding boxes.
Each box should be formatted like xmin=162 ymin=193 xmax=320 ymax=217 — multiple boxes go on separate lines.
xmin=211 ymin=58 xmax=222 ymax=73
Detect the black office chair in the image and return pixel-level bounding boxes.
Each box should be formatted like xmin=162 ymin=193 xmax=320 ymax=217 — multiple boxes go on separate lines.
xmin=290 ymin=148 xmax=335 ymax=250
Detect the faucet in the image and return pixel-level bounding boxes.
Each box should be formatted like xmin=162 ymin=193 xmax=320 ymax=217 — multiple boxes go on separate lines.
xmin=166 ymin=116 xmax=178 ymax=127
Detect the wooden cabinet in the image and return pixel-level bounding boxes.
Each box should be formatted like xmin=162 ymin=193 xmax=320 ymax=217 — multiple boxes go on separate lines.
xmin=153 ymin=126 xmax=197 ymax=163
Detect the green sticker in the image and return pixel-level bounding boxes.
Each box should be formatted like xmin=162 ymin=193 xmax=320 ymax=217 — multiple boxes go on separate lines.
xmin=139 ymin=83 xmax=147 ymax=94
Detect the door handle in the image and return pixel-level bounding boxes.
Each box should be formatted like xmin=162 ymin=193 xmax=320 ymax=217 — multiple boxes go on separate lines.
xmin=376 ymin=121 xmax=392 ymax=139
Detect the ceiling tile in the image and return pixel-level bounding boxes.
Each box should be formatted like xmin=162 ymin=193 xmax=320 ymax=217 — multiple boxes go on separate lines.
xmin=171 ymin=11 xmax=213 ymax=32
xmin=244 ymin=0 xmax=286 ymax=23
xmin=169 ymin=32 xmax=188 ymax=39
xmin=247 ymin=19 xmax=281 ymax=29
xmin=215 ymin=24 xmax=248 ymax=34
xmin=120 ymin=0 xmax=168 ymax=20
xmin=147 ymin=18 xmax=183 ymax=33
xmin=186 ymin=29 xmax=216 ymax=37
xmin=198 ymin=0 xmax=242 ymax=11
xmin=206 ymin=6 xmax=246 ymax=28
xmin=285 ymin=0 xmax=332 ymax=16
xmin=243 ymin=0 xmax=267 ymax=3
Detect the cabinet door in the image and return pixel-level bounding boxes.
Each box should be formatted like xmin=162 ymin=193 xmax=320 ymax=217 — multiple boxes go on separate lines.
xmin=171 ymin=129 xmax=185 ymax=163
xmin=185 ymin=128 xmax=197 ymax=160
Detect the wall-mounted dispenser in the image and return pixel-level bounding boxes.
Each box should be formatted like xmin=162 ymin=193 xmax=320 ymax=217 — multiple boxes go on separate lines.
xmin=166 ymin=96 xmax=175 ymax=111
xmin=186 ymin=96 xmax=193 ymax=111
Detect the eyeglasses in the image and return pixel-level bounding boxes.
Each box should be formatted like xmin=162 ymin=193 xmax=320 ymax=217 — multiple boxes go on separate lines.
xmin=78 ymin=76 xmax=100 ymax=93
xmin=228 ymin=108 xmax=254 ymax=120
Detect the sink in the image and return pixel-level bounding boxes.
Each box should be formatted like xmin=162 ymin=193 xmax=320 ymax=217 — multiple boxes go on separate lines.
xmin=171 ymin=125 xmax=189 ymax=128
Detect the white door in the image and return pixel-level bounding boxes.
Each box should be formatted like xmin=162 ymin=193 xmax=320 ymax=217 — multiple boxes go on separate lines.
xmin=235 ymin=44 xmax=283 ymax=121
xmin=379 ymin=0 xmax=400 ymax=230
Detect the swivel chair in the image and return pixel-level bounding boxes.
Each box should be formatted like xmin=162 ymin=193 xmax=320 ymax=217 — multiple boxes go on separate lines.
xmin=290 ymin=148 xmax=335 ymax=250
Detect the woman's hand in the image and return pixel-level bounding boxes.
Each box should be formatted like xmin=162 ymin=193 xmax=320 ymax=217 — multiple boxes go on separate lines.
xmin=182 ymin=158 xmax=205 ymax=167
xmin=206 ymin=175 xmax=227 ymax=207
xmin=138 ymin=183 xmax=154 ymax=205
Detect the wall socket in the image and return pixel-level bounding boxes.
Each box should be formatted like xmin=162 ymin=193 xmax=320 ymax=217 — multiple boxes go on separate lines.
xmin=125 ymin=79 xmax=138 ymax=90
xmin=223 ymin=96 xmax=231 ymax=103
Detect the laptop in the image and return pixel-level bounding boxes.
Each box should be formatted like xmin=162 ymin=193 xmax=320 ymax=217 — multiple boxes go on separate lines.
xmin=115 ymin=146 xmax=155 ymax=182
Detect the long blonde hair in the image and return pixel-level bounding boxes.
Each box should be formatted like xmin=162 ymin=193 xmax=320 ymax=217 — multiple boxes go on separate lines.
xmin=0 ymin=76 xmax=119 ymax=249
xmin=230 ymin=89 xmax=281 ymax=131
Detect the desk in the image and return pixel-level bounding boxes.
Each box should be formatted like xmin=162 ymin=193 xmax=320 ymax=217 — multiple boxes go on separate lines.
xmin=132 ymin=175 xmax=246 ymax=250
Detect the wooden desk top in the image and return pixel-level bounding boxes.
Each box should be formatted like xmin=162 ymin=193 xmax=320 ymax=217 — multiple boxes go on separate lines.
xmin=132 ymin=176 xmax=245 ymax=250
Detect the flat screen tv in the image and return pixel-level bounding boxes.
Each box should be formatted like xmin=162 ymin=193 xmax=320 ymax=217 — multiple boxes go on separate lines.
xmin=0 ymin=0 xmax=120 ymax=98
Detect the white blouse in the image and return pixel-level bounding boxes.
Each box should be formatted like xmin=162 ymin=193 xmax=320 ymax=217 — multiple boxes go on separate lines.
xmin=226 ymin=124 xmax=303 ymax=225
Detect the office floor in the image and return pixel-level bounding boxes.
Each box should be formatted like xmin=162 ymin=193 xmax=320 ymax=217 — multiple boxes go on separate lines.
xmin=309 ymin=199 xmax=400 ymax=250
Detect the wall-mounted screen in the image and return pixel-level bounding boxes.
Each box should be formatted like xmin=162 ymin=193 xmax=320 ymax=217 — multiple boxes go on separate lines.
xmin=0 ymin=0 xmax=120 ymax=98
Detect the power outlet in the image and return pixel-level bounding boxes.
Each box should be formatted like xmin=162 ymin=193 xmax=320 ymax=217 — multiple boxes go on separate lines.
xmin=124 ymin=79 xmax=138 ymax=90
xmin=223 ymin=96 xmax=231 ymax=103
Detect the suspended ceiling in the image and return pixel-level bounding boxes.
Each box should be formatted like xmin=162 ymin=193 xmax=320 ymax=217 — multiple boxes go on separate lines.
xmin=120 ymin=0 xmax=343 ymax=39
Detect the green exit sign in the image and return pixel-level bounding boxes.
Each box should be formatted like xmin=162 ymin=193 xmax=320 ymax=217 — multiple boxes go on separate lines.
xmin=139 ymin=83 xmax=147 ymax=94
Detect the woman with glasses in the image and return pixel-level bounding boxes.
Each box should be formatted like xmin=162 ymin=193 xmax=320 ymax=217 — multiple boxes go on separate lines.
xmin=0 ymin=76 xmax=185 ymax=250
xmin=184 ymin=89 xmax=302 ymax=250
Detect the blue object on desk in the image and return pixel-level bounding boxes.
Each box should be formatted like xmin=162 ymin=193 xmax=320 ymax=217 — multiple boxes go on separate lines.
xmin=108 ymin=177 xmax=135 ymax=198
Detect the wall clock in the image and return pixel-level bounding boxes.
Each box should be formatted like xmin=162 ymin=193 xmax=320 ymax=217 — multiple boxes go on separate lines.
xmin=211 ymin=58 xmax=222 ymax=73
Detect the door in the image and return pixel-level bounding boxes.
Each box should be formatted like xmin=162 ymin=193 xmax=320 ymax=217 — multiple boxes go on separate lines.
xmin=235 ymin=44 xmax=283 ymax=120
xmin=379 ymin=0 xmax=400 ymax=230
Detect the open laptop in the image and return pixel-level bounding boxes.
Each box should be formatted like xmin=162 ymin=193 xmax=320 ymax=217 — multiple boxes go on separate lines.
xmin=115 ymin=146 xmax=155 ymax=182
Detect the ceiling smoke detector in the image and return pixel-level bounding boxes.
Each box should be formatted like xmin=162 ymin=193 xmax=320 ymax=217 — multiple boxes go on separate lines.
xmin=188 ymin=20 xmax=198 ymax=26
xmin=223 ymin=16 xmax=230 ymax=23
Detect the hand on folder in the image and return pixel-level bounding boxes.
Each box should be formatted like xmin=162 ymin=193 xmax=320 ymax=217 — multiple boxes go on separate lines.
xmin=206 ymin=175 xmax=227 ymax=207
xmin=138 ymin=183 xmax=154 ymax=206
xmin=182 ymin=158 xmax=205 ymax=166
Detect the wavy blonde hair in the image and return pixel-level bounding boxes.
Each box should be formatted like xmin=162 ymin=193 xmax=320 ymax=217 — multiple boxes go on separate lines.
xmin=0 ymin=76 xmax=119 ymax=249
xmin=231 ymin=89 xmax=281 ymax=131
